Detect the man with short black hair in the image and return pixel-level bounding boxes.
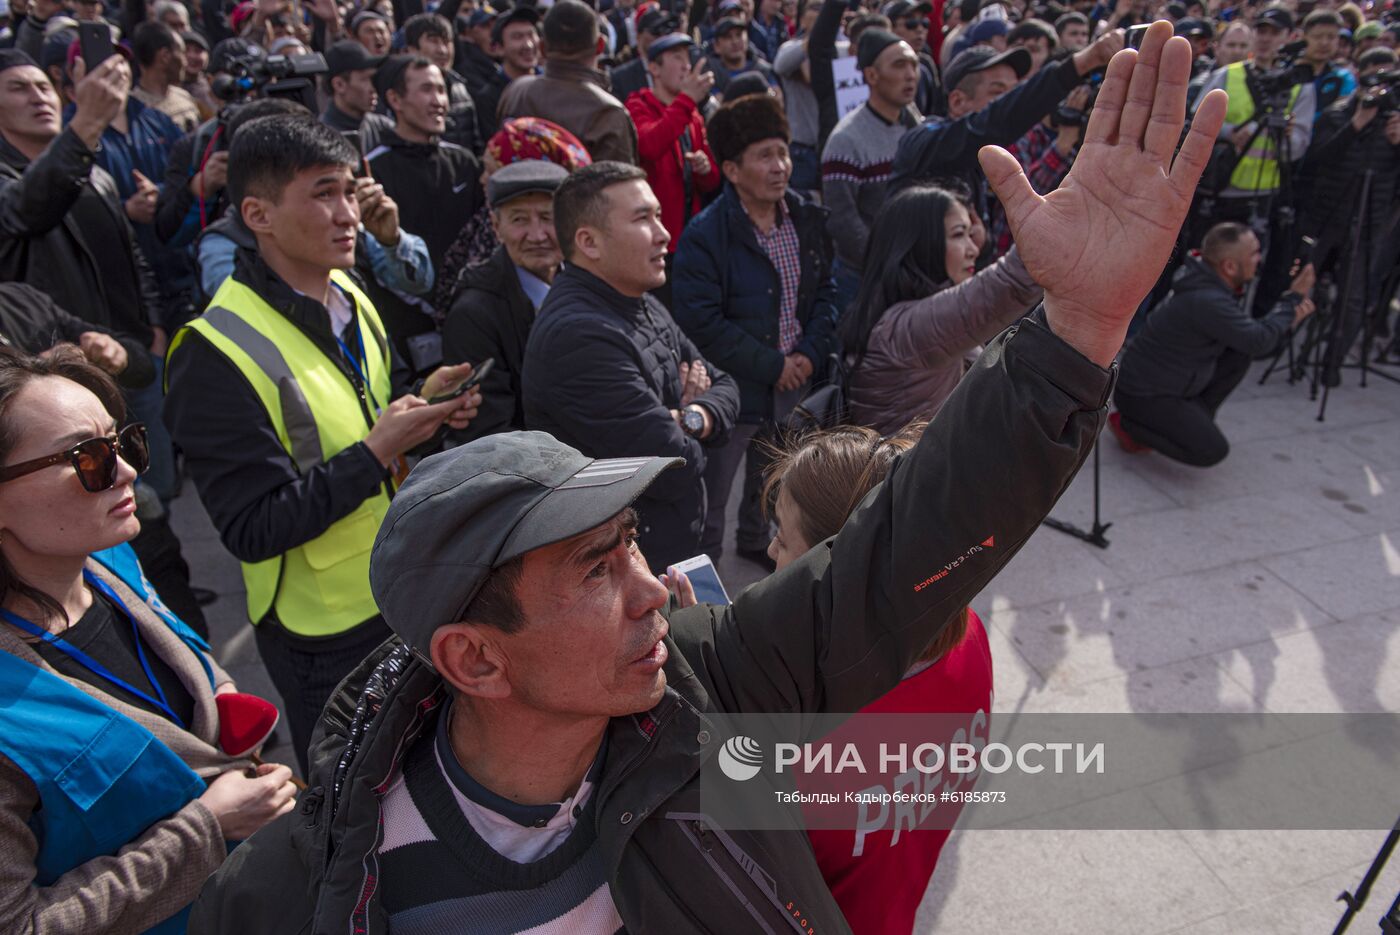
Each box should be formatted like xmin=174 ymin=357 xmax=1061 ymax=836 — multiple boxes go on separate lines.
xmin=368 ymin=56 xmax=483 ymax=272
xmin=405 ymin=11 xmax=484 ymax=154
xmin=1112 ymin=222 xmax=1315 ymax=465
xmin=473 ymin=5 xmax=542 ymax=136
xmin=444 ymin=160 xmax=567 ymax=442
xmin=522 ymin=161 xmax=740 ymax=571
xmin=131 ymin=21 xmax=200 ymax=131
xmin=164 ymin=115 xmax=484 ymax=771
xmin=350 ymin=9 xmax=393 ymax=55
xmin=319 ymin=39 xmax=394 ymax=151
xmin=673 ymin=94 xmax=840 ymax=566
xmin=1300 ymin=8 xmax=1356 ymax=112
xmin=1054 ymin=11 xmax=1089 ymax=50
xmin=499 ymin=0 xmax=637 ymax=162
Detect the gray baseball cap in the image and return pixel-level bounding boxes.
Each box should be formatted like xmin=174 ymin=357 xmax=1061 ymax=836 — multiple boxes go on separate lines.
xmin=370 ymin=432 xmax=682 ymax=657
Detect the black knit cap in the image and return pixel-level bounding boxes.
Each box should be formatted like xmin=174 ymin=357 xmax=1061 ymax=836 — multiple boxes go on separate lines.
xmin=0 ymin=49 xmax=40 ymax=73
xmin=708 ymin=93 xmax=790 ymax=165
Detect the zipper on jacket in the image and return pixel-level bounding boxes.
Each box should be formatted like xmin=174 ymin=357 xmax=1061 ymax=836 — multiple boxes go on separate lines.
xmin=671 ymin=815 xmax=809 ymax=935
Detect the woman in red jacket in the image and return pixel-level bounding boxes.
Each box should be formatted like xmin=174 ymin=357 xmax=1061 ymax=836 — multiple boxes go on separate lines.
xmin=766 ymin=422 xmax=994 ymax=935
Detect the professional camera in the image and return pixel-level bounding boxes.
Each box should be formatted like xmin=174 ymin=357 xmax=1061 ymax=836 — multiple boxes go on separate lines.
xmin=210 ymin=51 xmax=329 ymax=104
xmin=1359 ymin=68 xmax=1400 ymax=115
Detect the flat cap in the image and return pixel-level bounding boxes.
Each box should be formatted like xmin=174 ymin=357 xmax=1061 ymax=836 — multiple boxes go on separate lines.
xmin=370 ymin=432 xmax=681 ymax=657
xmin=487 ymin=158 xmax=569 ymax=207
xmin=943 ymin=42 xmax=1031 ymax=91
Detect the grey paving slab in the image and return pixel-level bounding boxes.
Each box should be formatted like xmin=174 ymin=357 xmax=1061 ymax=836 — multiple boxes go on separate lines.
xmin=914 ymin=826 xmax=1239 ymax=934
xmin=990 ymin=561 xmax=1336 ymax=692
xmin=1211 ymin=609 xmax=1400 ymax=714
xmin=973 ymin=524 xmax=1126 ymax=612
xmin=1259 ymin=528 xmax=1400 ymax=621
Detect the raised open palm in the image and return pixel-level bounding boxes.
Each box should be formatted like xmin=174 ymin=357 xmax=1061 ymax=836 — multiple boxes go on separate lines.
xmin=978 ymin=21 xmax=1228 ymax=366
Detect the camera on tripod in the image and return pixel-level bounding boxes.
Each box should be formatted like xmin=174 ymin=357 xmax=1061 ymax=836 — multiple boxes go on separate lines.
xmin=1359 ymin=68 xmax=1400 ymax=115
xmin=210 ymin=51 xmax=329 ymax=104
xmin=1246 ymin=55 xmax=1313 ymax=126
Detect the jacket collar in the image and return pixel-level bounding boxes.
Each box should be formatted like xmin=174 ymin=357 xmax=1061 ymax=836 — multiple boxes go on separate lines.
xmin=229 ymin=247 xmax=351 ymax=355
xmin=548 ymin=264 xmax=649 ymax=320
xmin=543 ymin=57 xmax=610 ymax=89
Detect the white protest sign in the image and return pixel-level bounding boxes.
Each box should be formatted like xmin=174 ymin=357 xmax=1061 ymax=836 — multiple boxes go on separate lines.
xmin=832 ymin=56 xmax=869 ymax=118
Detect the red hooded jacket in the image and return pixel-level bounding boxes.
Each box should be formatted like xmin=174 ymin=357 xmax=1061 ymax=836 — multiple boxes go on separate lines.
xmin=625 ymin=87 xmax=721 ymax=253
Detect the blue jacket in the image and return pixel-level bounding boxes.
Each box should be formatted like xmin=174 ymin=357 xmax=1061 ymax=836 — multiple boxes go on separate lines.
xmin=0 ymin=544 xmax=214 ymax=934
xmin=670 ymin=185 xmax=841 ymax=423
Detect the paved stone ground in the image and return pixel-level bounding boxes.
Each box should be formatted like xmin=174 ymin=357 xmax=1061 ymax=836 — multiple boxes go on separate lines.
xmin=170 ymin=359 xmax=1400 ymax=933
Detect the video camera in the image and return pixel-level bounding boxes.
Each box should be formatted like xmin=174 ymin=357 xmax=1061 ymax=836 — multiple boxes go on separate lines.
xmin=1359 ymin=68 xmax=1400 ymax=115
xmin=1245 ymin=47 xmax=1313 ymax=126
xmin=210 ymin=51 xmax=329 ymax=104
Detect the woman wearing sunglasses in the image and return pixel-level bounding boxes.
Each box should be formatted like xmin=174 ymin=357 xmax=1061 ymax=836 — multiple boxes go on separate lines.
xmin=0 ymin=347 xmax=298 ymax=934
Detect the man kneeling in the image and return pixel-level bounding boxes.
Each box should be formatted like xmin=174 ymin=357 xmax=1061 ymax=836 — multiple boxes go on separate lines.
xmin=1111 ymin=222 xmax=1316 ymax=467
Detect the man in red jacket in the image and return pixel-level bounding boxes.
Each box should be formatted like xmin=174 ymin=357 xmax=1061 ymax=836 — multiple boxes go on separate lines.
xmin=625 ymin=33 xmax=722 ymax=304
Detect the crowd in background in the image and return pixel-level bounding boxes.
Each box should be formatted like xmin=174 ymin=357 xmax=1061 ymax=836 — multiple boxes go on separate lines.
xmin=0 ymin=0 xmax=1396 ymax=927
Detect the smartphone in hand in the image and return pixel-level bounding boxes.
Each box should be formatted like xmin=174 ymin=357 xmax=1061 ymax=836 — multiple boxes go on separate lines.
xmin=79 ymin=21 xmax=115 ymax=69
xmin=427 ymin=358 xmax=495 ymax=405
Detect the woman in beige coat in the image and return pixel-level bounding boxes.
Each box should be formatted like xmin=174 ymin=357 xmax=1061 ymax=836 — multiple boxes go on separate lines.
xmin=844 ymin=184 xmax=1044 ymax=434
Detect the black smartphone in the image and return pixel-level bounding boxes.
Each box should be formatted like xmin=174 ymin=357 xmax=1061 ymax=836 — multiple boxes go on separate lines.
xmin=1125 ymin=24 xmax=1149 ymax=50
xmin=427 ymin=358 xmax=495 ymax=404
xmin=79 ymin=21 xmax=115 ymax=69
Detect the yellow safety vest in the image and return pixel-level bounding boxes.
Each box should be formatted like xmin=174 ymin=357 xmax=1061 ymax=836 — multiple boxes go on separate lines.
xmin=1222 ymin=62 xmax=1302 ymax=192
xmin=168 ymin=271 xmax=393 ymax=636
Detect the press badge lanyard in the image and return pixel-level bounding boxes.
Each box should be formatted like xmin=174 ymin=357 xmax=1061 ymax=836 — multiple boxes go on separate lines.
xmin=0 ymin=571 xmax=186 ymax=728
xmin=333 ymin=288 xmax=383 ymax=414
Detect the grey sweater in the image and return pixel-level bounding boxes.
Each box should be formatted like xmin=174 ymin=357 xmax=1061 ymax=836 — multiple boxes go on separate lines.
xmin=820 ymin=102 xmax=919 ymax=270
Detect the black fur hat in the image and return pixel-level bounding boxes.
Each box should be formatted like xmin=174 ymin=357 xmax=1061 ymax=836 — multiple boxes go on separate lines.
xmin=707 ymin=93 xmax=791 ymax=166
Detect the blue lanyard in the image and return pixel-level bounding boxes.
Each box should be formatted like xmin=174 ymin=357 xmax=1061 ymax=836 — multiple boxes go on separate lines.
xmin=333 ymin=294 xmax=382 ymax=414
xmin=0 ymin=572 xmax=185 ymax=728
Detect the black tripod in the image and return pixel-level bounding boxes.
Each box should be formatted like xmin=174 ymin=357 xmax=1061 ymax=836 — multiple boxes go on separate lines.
xmin=1332 ymin=814 xmax=1400 ymax=934
xmin=1042 ymin=439 xmax=1111 ymax=549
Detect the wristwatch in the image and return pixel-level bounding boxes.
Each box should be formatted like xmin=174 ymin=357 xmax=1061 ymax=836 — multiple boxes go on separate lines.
xmin=681 ymin=407 xmax=706 ymax=438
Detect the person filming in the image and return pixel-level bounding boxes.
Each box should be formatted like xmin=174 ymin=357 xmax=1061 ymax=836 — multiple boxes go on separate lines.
xmin=1111 ymin=221 xmax=1316 ymax=466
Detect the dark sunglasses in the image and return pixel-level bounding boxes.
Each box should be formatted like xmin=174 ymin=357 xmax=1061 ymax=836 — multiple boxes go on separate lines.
xmin=0 ymin=423 xmax=150 ymax=493
xmin=903 ymin=16 xmax=930 ymax=28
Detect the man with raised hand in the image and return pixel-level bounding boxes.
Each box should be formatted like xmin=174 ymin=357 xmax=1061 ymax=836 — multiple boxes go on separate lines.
xmin=190 ymin=23 xmax=1227 ymax=935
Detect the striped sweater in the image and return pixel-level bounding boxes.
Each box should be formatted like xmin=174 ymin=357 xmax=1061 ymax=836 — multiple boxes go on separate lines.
xmin=375 ymin=706 xmax=624 ymax=934
xmin=820 ymin=102 xmax=920 ymax=270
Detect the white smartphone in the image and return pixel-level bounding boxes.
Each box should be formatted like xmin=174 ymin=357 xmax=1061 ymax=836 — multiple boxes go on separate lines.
xmin=671 ymin=554 xmax=731 ymax=606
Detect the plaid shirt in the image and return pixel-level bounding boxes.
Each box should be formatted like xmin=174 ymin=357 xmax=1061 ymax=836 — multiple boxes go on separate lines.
xmin=990 ymin=123 xmax=1072 ymax=257
xmin=753 ymin=204 xmax=804 ymax=355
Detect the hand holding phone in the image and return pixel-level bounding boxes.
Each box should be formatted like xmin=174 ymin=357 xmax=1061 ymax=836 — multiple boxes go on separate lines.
xmin=667 ymin=555 xmax=731 ymax=606
xmin=79 ymin=21 xmax=115 ymax=69
xmin=426 ymin=358 xmax=494 ymax=405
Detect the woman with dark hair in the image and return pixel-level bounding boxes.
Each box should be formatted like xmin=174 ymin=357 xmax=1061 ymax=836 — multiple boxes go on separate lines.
xmin=763 ymin=422 xmax=993 ymax=935
xmin=843 ymin=182 xmax=1042 ymax=434
xmin=0 ymin=347 xmax=297 ymax=933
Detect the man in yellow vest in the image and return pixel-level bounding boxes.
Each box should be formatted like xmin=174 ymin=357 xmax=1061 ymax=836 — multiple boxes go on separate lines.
xmin=1193 ymin=5 xmax=1315 ymax=310
xmin=1195 ymin=6 xmax=1314 ymax=211
xmin=163 ymin=115 xmax=483 ymax=773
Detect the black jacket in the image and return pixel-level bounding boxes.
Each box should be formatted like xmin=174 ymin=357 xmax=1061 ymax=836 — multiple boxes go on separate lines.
xmin=320 ymin=103 xmax=396 ymax=154
xmin=521 ymin=265 xmax=741 ymax=572
xmin=891 ymin=54 xmax=1084 ymax=219
xmin=0 ymin=282 xmax=155 ymax=389
xmin=188 ymin=311 xmax=1112 ymax=935
xmin=1117 ymin=253 xmax=1301 ymax=399
xmin=609 ymin=56 xmax=650 ymax=104
xmin=441 ymin=244 xmax=538 ymax=442
xmin=366 ymin=129 xmax=482 ymax=269
xmin=0 ymin=128 xmax=160 ymax=347
xmin=164 ymin=248 xmax=410 ymax=582
xmin=671 ymin=186 xmax=841 ymax=423
xmin=1300 ymin=93 xmax=1400 ymax=245
xmin=442 ymin=67 xmax=485 ymax=155
xmin=457 ymin=44 xmax=508 ymax=138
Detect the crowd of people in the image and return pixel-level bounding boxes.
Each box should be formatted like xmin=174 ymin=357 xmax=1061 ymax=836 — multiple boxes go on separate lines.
xmin=0 ymin=0 xmax=1394 ymax=925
